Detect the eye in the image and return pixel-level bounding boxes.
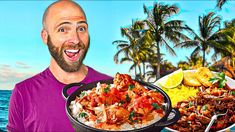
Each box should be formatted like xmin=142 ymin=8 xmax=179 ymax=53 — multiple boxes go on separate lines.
xmin=58 ymin=28 xmax=65 ymax=32
xmin=78 ymin=27 xmax=86 ymax=32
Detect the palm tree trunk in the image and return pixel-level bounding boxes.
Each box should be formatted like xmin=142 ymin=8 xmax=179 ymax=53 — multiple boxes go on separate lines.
xmin=143 ymin=62 xmax=145 ymax=79
xmin=137 ymin=63 xmax=142 ymax=80
xmin=157 ymin=42 xmax=161 ymax=79
xmin=138 ymin=64 xmax=142 ymax=78
xmin=202 ymin=45 xmax=206 ymax=67
xmin=134 ymin=65 xmax=137 ymax=77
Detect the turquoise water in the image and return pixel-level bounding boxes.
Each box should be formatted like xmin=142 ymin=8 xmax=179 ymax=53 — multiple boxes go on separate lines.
xmin=0 ymin=90 xmax=11 ymax=132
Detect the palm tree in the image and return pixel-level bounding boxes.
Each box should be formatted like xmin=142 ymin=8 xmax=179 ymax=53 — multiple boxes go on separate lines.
xmin=142 ymin=3 xmax=191 ymax=79
xmin=131 ymin=21 xmax=155 ymax=79
xmin=205 ymin=19 xmax=235 ymax=79
xmin=175 ymin=12 xmax=221 ymax=67
xmin=113 ymin=29 xmax=139 ymax=77
xmin=145 ymin=53 xmax=164 ymax=82
xmin=113 ymin=21 xmax=154 ymax=79
xmin=212 ymin=29 xmax=235 ymax=66
xmin=211 ymin=19 xmax=235 ymax=67
xmin=216 ymin=0 xmax=227 ymax=10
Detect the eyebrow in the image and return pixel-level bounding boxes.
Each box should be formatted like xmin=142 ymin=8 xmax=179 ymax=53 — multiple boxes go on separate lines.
xmin=78 ymin=21 xmax=88 ymax=25
xmin=55 ymin=21 xmax=88 ymax=29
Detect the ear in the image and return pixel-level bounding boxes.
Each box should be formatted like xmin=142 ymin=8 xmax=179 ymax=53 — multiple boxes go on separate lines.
xmin=41 ymin=29 xmax=48 ymax=44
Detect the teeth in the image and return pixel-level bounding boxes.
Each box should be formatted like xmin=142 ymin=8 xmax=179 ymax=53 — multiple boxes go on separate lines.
xmin=65 ymin=50 xmax=79 ymax=53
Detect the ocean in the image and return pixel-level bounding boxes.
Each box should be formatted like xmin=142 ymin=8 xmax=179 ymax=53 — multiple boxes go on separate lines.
xmin=0 ymin=90 xmax=11 ymax=132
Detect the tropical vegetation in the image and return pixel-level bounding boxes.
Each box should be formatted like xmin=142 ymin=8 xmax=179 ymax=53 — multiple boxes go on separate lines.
xmin=113 ymin=2 xmax=235 ymax=81
xmin=174 ymin=12 xmax=221 ymax=67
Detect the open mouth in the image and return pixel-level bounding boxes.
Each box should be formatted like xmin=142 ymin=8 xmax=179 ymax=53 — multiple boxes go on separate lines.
xmin=64 ymin=49 xmax=81 ymax=62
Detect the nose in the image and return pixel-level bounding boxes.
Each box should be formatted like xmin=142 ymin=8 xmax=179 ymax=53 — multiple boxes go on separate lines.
xmin=68 ymin=31 xmax=80 ymax=44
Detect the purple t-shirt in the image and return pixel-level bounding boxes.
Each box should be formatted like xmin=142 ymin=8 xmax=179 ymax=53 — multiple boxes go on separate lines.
xmin=7 ymin=67 xmax=112 ymax=132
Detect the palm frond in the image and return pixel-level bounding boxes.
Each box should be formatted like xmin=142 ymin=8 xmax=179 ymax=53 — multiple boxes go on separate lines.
xmin=143 ymin=4 xmax=148 ymax=14
xmin=129 ymin=63 xmax=137 ymax=72
xmin=174 ymin=41 xmax=199 ymax=48
xmin=161 ymin=38 xmax=177 ymax=56
xmin=120 ymin=57 xmax=133 ymax=64
xmin=143 ymin=20 xmax=156 ymax=32
xmin=216 ymin=0 xmax=227 ymax=9
xmin=113 ymin=49 xmax=126 ymax=63
xmin=191 ymin=46 xmax=201 ymax=57
xmin=112 ymin=40 xmax=128 ymax=45
xmin=116 ymin=44 xmax=130 ymax=49
xmin=121 ymin=28 xmax=133 ymax=40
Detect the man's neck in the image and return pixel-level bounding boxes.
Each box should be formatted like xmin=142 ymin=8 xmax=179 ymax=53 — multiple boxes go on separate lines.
xmin=49 ymin=59 xmax=88 ymax=84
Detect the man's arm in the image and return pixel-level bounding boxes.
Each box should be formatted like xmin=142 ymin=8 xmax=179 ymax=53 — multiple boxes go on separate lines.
xmin=7 ymin=85 xmax=25 ymax=132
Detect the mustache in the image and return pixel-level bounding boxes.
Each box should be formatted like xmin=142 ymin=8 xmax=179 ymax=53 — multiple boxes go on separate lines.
xmin=62 ymin=43 xmax=85 ymax=50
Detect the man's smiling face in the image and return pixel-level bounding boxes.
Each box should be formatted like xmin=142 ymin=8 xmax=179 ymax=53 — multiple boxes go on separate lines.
xmin=42 ymin=1 xmax=89 ymax=72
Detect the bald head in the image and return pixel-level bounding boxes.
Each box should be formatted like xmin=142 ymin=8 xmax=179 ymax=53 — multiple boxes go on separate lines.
xmin=42 ymin=0 xmax=86 ymax=29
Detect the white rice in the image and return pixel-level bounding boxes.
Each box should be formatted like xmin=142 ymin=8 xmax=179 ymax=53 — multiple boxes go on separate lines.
xmin=70 ymin=101 xmax=162 ymax=131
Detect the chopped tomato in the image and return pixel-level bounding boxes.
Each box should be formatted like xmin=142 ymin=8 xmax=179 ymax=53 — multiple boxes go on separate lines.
xmin=215 ymin=121 xmax=224 ymax=129
xmin=110 ymin=88 xmax=121 ymax=99
xmin=188 ymin=113 xmax=196 ymax=121
xmin=155 ymin=109 xmax=164 ymax=114
xmin=89 ymin=114 xmax=97 ymax=121
xmin=134 ymin=96 xmax=154 ymax=110
xmin=91 ymin=98 xmax=97 ymax=107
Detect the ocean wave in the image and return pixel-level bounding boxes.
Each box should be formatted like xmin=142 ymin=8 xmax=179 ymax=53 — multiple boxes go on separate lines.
xmin=0 ymin=107 xmax=8 ymax=111
xmin=0 ymin=127 xmax=7 ymax=132
xmin=0 ymin=90 xmax=10 ymax=132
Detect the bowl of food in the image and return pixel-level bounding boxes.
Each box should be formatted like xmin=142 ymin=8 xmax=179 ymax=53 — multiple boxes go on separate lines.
xmin=62 ymin=73 xmax=180 ymax=132
xmin=156 ymin=67 xmax=235 ymax=132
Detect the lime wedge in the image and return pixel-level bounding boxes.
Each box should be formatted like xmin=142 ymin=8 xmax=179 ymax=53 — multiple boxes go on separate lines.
xmin=158 ymin=69 xmax=183 ymax=88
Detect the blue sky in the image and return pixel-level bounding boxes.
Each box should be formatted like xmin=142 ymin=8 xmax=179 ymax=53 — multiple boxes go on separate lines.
xmin=0 ymin=1 xmax=234 ymax=90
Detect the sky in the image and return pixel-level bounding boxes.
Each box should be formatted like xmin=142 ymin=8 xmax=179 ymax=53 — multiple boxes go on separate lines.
xmin=0 ymin=1 xmax=235 ymax=90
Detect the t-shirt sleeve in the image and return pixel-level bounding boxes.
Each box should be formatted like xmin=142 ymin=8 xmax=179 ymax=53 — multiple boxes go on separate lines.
xmin=7 ymin=84 xmax=25 ymax=132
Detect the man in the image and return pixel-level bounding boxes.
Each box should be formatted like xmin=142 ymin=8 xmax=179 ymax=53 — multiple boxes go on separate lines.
xmin=7 ymin=1 xmax=111 ymax=131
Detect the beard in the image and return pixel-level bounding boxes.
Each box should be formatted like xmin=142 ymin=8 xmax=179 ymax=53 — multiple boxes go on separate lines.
xmin=47 ymin=36 xmax=89 ymax=72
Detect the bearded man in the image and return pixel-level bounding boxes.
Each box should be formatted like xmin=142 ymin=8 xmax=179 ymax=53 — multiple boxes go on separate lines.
xmin=7 ymin=1 xmax=111 ymax=131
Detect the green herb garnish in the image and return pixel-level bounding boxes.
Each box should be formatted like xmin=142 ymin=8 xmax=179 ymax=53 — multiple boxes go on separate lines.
xmin=103 ymin=85 xmax=110 ymax=93
xmin=209 ymin=72 xmax=227 ymax=88
xmin=80 ymin=91 xmax=87 ymax=97
xmin=79 ymin=112 xmax=87 ymax=118
xmin=96 ymin=119 xmax=101 ymax=123
xmin=128 ymin=84 xmax=135 ymax=90
xmin=151 ymin=103 xmax=160 ymax=109
xmin=202 ymin=105 xmax=208 ymax=111
xmin=189 ymin=101 xmax=193 ymax=107
xmin=128 ymin=111 xmax=137 ymax=122
xmin=120 ymin=100 xmax=125 ymax=104
xmin=230 ymin=91 xmax=235 ymax=96
xmin=126 ymin=94 xmax=131 ymax=102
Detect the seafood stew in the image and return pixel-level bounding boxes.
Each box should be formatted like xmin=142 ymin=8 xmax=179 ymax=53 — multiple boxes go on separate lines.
xmin=67 ymin=73 xmax=175 ymax=131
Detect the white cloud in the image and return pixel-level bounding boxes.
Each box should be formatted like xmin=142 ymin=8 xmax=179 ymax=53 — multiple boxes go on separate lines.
xmin=16 ymin=61 xmax=31 ymax=69
xmin=0 ymin=63 xmax=36 ymax=90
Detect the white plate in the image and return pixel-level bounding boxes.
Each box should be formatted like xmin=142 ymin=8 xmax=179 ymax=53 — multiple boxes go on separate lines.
xmin=155 ymin=70 xmax=235 ymax=89
xmin=155 ymin=70 xmax=235 ymax=132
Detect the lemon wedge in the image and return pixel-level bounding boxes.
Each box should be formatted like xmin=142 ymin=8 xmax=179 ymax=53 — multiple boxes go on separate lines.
xmin=158 ymin=69 xmax=183 ymax=88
